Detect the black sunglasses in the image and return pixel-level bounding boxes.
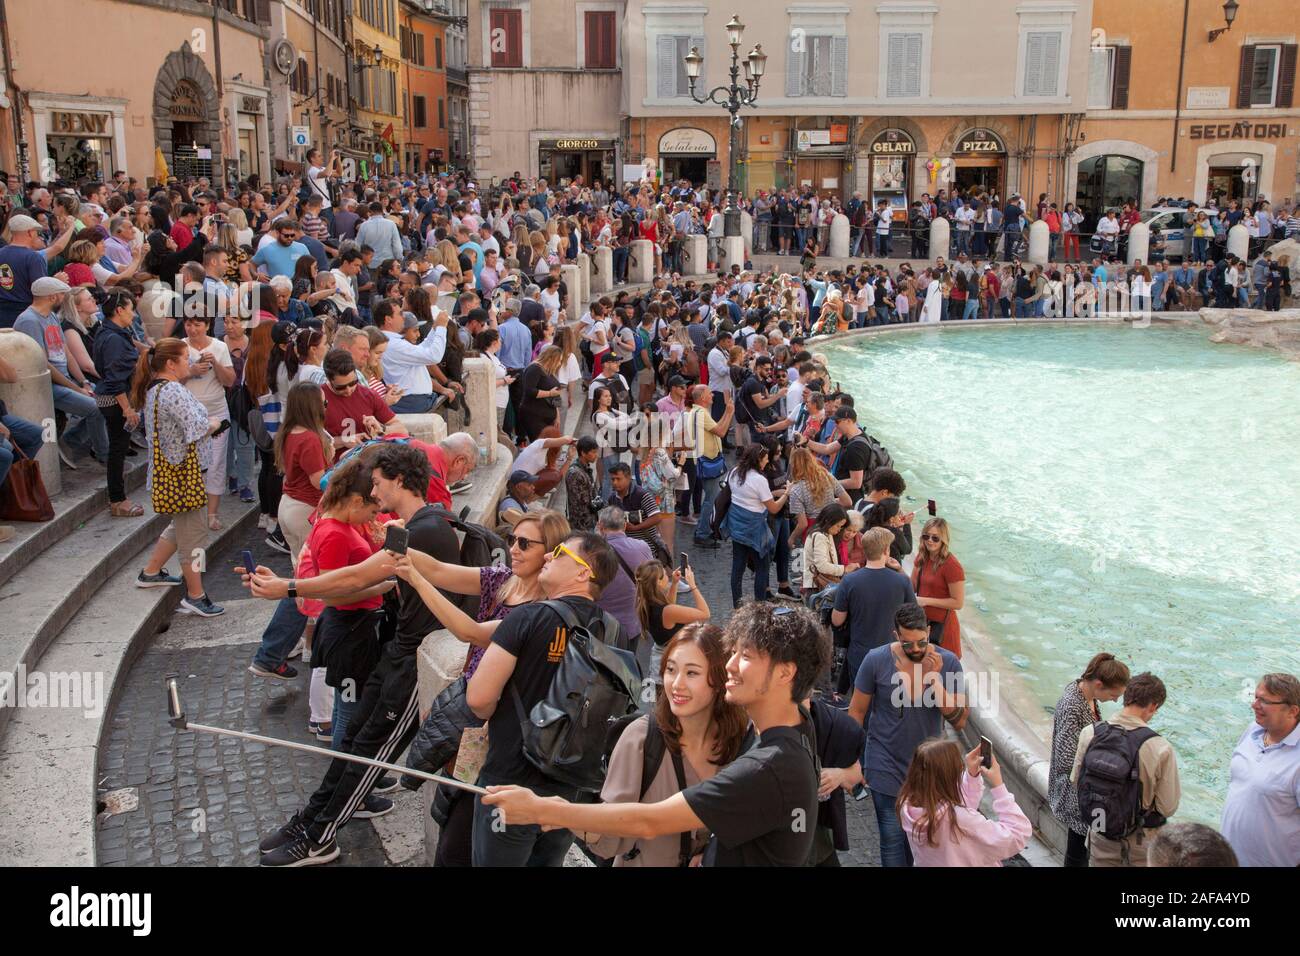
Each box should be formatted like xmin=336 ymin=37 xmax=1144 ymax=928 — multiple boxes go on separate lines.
xmin=507 ymin=533 xmax=544 ymax=551
xmin=921 ymin=533 xmax=942 ymax=542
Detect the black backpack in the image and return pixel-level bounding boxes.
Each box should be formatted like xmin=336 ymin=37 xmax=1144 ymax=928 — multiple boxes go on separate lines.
xmin=1076 ymin=721 xmax=1164 ymax=841
xmin=512 ymin=600 xmax=642 ymax=793
xmin=845 ymin=433 xmax=894 ymax=479
xmin=598 ymin=711 xmax=691 ymax=866
xmin=431 ymin=505 xmax=510 ymax=618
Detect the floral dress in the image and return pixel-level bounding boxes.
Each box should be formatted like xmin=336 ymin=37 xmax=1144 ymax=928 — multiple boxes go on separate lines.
xmin=1047 ymin=679 xmax=1101 ymax=837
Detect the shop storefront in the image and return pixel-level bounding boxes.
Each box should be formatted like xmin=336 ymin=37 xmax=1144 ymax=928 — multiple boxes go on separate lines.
xmin=1190 ymin=121 xmax=1288 ymax=207
xmin=153 ymin=46 xmax=223 ymax=184
xmin=538 ymin=137 xmax=616 ymax=186
xmin=951 ymin=127 xmax=1006 ymax=198
xmin=657 ymin=127 xmax=715 ymax=186
xmin=29 ymin=96 xmax=127 ymax=182
xmin=865 ymin=128 xmax=915 ymax=219
xmin=231 ymin=91 xmax=268 ymax=185
xmin=793 ymin=121 xmax=849 ymax=197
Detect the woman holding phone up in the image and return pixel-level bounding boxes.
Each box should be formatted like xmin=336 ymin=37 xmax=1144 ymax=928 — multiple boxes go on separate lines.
xmin=634 ymin=561 xmax=712 ymax=685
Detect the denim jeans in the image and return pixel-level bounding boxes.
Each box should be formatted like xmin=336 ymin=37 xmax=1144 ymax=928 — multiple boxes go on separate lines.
xmin=954 ymin=230 xmax=970 ymax=256
xmin=52 ymin=384 xmax=109 ymax=459
xmin=693 ymin=474 xmax=718 ymax=542
xmin=1014 ymin=298 xmax=1031 ymax=318
xmin=0 ymin=413 xmax=45 ymax=489
xmin=332 ymin=690 xmax=360 ymax=751
xmin=472 ymin=786 xmax=578 ymax=866
xmin=772 ymin=515 xmax=791 ymax=587
xmin=391 ymin=392 xmax=436 ymax=414
xmin=871 ymin=787 xmax=914 ymax=867
xmin=850 ymin=228 xmax=866 ymax=257
xmin=252 ymin=597 xmax=307 ymax=671
xmin=612 ymin=246 xmax=629 ymax=283
xmin=730 ymin=541 xmax=770 ymax=606
xmin=962 ymin=298 xmax=980 ymax=321
xmin=226 ymin=421 xmax=256 ymax=492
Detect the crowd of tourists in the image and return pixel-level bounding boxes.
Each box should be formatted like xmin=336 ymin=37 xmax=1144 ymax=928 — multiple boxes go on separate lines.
xmin=0 ymin=157 xmax=1295 ymax=869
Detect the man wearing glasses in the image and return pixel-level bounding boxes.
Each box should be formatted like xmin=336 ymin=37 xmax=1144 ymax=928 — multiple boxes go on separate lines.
xmin=847 ymin=602 xmax=967 ymax=867
xmin=320 ymin=349 xmax=405 ymax=458
xmin=1221 ymin=672 xmax=1300 ymax=867
xmin=252 ymin=219 xmax=310 ymax=280
xmin=465 ymin=532 xmax=621 ymax=866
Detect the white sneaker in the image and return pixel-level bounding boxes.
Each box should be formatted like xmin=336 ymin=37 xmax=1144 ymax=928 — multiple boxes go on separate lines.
xmin=288 ymin=637 xmax=306 ymax=661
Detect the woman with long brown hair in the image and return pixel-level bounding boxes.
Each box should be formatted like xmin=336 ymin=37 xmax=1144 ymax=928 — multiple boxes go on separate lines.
xmin=634 ymin=560 xmax=712 ymax=683
xmin=273 ymin=381 xmax=334 ymax=563
xmin=787 ymin=445 xmax=852 ymax=546
xmin=910 ymin=517 xmax=965 ymax=656
xmin=130 ymin=338 xmax=226 ymax=617
xmin=528 ymin=230 xmax=550 ymax=280
xmin=587 ymin=623 xmax=747 ymax=866
xmin=897 ymin=738 xmax=1030 ymax=867
xmin=516 ymin=344 xmax=564 ymax=442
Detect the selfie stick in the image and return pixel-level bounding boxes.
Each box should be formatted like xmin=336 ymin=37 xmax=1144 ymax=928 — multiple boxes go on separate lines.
xmin=164 ymin=676 xmax=488 ymax=796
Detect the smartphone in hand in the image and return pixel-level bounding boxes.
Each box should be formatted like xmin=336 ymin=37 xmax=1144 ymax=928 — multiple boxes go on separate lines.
xmin=679 ymin=552 xmax=690 ymax=573
xmin=927 ymin=499 xmax=937 ymax=516
xmin=980 ymin=736 xmax=993 ymax=769
xmin=383 ymin=525 xmax=409 ymax=555
xmin=240 ymin=549 xmax=257 ymax=574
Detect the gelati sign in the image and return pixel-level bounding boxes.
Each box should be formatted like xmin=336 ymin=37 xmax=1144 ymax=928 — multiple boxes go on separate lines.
xmin=1188 ymin=121 xmax=1287 ymax=140
xmin=870 ymin=130 xmax=915 ymax=154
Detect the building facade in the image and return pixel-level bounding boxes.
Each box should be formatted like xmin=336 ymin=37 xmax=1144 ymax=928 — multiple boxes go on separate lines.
xmin=467 ymin=0 xmax=625 ymax=186
xmin=5 ymin=0 xmax=273 ymax=187
xmin=1079 ymin=0 xmax=1297 ymax=213
xmin=400 ymin=0 xmax=451 ymax=174
xmin=348 ymin=0 xmax=405 ymax=175
xmin=442 ymin=0 xmax=470 ymax=171
xmin=271 ymin=0 xmax=350 ymax=174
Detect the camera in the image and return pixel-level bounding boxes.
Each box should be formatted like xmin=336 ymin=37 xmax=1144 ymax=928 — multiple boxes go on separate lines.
xmin=589 ymin=495 xmax=606 ymax=515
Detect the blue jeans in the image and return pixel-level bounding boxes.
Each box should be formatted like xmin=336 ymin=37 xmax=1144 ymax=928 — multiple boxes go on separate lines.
xmin=612 ymin=246 xmax=629 ymax=283
xmin=954 ymin=230 xmax=970 ymax=256
xmin=226 ymin=421 xmax=255 ymax=491
xmin=332 ymin=690 xmax=360 ymax=751
xmin=850 ymin=228 xmax=866 ymax=257
xmin=962 ymin=298 xmax=980 ymax=321
xmin=472 ymin=786 xmax=578 ymax=866
xmin=773 ymin=516 xmax=792 ymax=588
xmin=693 ymin=474 xmax=719 ymax=542
xmin=730 ymin=541 xmax=770 ymax=606
xmin=391 ymin=392 xmax=436 ymax=414
xmin=871 ymin=787 xmax=913 ymax=867
xmin=0 ymin=413 xmax=45 ymax=489
xmin=1014 ymin=298 xmax=1031 ymax=318
xmin=252 ymin=597 xmax=307 ymax=671
xmin=52 ymin=383 xmax=109 ymax=459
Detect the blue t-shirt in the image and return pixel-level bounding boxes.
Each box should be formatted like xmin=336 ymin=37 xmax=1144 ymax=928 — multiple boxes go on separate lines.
xmin=0 ymin=245 xmax=50 ymax=326
xmin=458 ymin=240 xmax=485 ymax=282
xmin=833 ymin=566 xmax=916 ymax=658
xmin=252 ymin=240 xmax=309 ymax=279
xmin=856 ymin=644 xmax=964 ymax=797
xmin=14 ymin=307 xmax=70 ymax=377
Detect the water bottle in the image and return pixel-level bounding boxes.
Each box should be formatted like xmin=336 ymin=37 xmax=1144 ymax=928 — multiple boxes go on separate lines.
xmin=478 ymin=430 xmax=488 ymax=468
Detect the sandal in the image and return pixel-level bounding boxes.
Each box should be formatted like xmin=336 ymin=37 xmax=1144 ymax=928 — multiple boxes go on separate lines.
xmin=208 ymin=516 xmax=223 ymax=531
xmin=110 ymin=501 xmax=144 ymax=518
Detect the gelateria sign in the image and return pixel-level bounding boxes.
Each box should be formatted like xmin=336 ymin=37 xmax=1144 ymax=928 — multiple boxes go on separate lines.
xmin=658 ymin=128 xmax=716 ymax=155
xmin=50 ymin=111 xmax=113 ymax=135
xmin=1188 ymin=121 xmax=1288 ymax=140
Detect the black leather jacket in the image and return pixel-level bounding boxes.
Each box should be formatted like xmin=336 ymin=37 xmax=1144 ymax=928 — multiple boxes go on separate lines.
xmin=402 ymin=676 xmax=484 ymax=788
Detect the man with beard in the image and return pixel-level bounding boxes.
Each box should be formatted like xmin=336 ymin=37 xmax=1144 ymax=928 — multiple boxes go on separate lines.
xmin=848 ymin=602 xmax=967 ymax=867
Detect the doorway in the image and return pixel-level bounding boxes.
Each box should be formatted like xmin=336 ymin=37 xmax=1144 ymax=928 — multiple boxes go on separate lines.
xmin=662 ymin=155 xmax=708 ymax=186
xmin=954 ymin=162 xmax=1002 ymax=200
xmin=1206 ymin=164 xmax=1257 ymax=207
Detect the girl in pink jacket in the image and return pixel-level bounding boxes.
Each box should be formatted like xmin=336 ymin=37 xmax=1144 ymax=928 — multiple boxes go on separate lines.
xmin=898 ymin=739 xmax=1032 ymax=866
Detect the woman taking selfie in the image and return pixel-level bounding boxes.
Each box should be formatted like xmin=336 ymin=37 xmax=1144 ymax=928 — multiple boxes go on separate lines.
xmin=723 ymin=443 xmax=789 ymax=608
xmin=635 ymin=561 xmax=712 ymax=684
xmin=801 ymin=503 xmax=858 ymax=604
xmin=910 ymin=517 xmax=965 ymax=656
xmin=587 ymin=623 xmax=748 ymax=867
xmin=897 ymin=739 xmax=1031 ymax=867
xmin=1047 ymin=653 xmax=1130 ymax=867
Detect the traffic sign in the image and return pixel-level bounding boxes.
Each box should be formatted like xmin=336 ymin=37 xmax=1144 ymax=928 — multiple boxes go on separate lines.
xmin=291 ymin=126 xmax=310 ymax=148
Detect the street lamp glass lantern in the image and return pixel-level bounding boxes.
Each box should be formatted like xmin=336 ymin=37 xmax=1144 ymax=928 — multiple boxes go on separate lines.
xmin=683 ymin=46 xmax=703 ymax=79
xmin=725 ymin=14 xmax=744 ymax=48
xmin=373 ymin=44 xmax=383 ymax=65
xmin=748 ymin=44 xmax=766 ymax=79
xmin=1222 ymin=0 xmax=1239 ymax=27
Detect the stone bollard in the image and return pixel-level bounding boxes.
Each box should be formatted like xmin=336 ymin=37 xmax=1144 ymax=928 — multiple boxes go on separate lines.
xmin=928 ymin=217 xmax=950 ymax=265
xmin=1227 ymin=223 xmax=1249 ymax=260
xmin=0 ymin=329 xmax=60 ymax=495
xmin=561 ymin=263 xmax=582 ymax=316
xmin=1126 ymin=221 xmax=1150 ymax=265
xmin=591 ymin=246 xmax=613 ymax=294
xmin=577 ymin=253 xmax=590 ymax=307
xmin=681 ymin=235 xmax=707 ymax=276
xmin=828 ymin=213 xmax=850 ymax=258
xmin=719 ymin=236 xmax=745 ymax=272
xmin=461 ymin=355 xmax=498 ymax=464
xmin=628 ymin=239 xmax=654 ymax=284
xmin=394 ymin=413 xmax=448 ymax=447
xmin=1028 ymin=219 xmax=1050 ymax=265
xmin=740 ymin=210 xmax=753 ymax=260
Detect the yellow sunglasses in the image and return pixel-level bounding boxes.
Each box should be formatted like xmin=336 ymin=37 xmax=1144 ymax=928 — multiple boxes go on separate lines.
xmin=550 ymin=543 xmax=591 ymax=573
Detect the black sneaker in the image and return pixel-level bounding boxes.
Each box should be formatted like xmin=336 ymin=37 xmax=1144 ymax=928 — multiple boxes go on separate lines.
xmin=372 ymin=775 xmax=400 ymax=795
xmin=350 ymin=794 xmax=393 ymax=819
xmin=260 ymin=835 xmax=339 ymax=867
xmin=248 ymin=661 xmax=298 ymax=681
xmin=265 ymin=527 xmax=290 ymax=554
xmin=448 ymin=479 xmax=473 ymax=495
xmin=259 ymin=813 xmax=309 ymax=854
xmin=136 ymin=570 xmax=182 ymax=588
xmin=179 ymin=593 xmax=225 ymax=617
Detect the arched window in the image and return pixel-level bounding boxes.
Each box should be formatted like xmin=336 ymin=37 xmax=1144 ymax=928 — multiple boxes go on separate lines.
xmin=1075 ymin=155 xmax=1143 ymax=224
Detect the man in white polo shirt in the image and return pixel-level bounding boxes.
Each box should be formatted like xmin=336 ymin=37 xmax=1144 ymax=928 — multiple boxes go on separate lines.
xmin=378 ymin=300 xmax=448 ymax=413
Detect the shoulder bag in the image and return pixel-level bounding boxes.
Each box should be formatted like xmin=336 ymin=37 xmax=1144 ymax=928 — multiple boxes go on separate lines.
xmin=150 ymin=383 xmax=208 ymax=515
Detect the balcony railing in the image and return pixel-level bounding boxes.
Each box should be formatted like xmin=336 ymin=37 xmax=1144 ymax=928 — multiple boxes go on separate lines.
xmin=446 ymin=66 xmax=467 ymax=86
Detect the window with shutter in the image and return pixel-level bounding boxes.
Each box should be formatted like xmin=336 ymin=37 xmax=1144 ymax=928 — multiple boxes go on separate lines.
xmin=1278 ymin=45 xmax=1297 ymax=108
xmin=830 ymin=35 xmax=848 ymax=97
xmin=1248 ymin=45 xmax=1281 ymax=106
xmin=586 ymin=12 xmax=616 ymax=69
xmin=786 ymin=38 xmax=806 ymax=97
xmin=490 ymin=8 xmax=523 ymax=68
xmin=1112 ymin=46 xmax=1132 ymax=109
xmin=803 ymin=36 xmax=833 ymax=97
xmin=1024 ymin=31 xmax=1061 ymax=96
xmin=1087 ymin=46 xmax=1114 ymax=108
xmin=656 ymin=34 xmax=677 ymax=97
xmin=886 ymin=33 xmax=921 ymax=98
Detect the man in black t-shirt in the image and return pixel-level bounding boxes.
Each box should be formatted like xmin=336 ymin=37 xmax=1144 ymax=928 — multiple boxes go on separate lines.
xmin=826 ymin=406 xmax=871 ymax=505
xmin=466 ymin=531 xmax=621 ymax=866
xmin=259 ymin=444 xmax=461 ymax=867
xmin=484 ymin=602 xmax=832 ymax=866
xmin=737 ymin=356 xmax=786 ymax=448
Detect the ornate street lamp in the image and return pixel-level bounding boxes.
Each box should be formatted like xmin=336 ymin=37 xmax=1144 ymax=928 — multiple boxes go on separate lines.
xmin=684 ymin=15 xmax=766 ymax=237
xmin=1208 ymin=0 xmax=1240 ymax=42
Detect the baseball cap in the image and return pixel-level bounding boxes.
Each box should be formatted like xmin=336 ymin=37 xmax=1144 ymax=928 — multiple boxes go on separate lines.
xmin=465 ymin=307 xmax=490 ymax=326
xmin=401 ymin=311 xmax=420 ymax=330
xmin=31 ymin=276 xmax=71 ymax=296
xmin=508 ymin=469 xmax=538 ymax=487
xmin=5 ymin=214 xmax=41 ymax=234
xmin=668 ymin=374 xmax=687 ymax=388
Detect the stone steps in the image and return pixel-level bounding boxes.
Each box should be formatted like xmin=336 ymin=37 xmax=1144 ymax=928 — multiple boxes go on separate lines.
xmin=0 ymin=494 xmax=259 ymax=865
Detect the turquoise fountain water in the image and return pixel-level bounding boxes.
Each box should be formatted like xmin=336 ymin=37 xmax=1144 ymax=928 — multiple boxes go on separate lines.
xmin=820 ymin=323 xmax=1300 ymax=823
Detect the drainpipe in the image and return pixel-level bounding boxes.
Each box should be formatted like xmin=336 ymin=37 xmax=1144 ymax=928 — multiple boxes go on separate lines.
xmin=212 ymin=4 xmax=226 ymax=190
xmin=1171 ymin=0 xmax=1190 ymax=176
xmin=0 ymin=0 xmax=29 ymax=183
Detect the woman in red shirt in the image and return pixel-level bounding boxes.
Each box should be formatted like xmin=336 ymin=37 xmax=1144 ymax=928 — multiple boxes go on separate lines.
xmin=911 ymin=517 xmax=966 ymax=656
xmin=273 ymin=381 xmax=334 ymax=565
